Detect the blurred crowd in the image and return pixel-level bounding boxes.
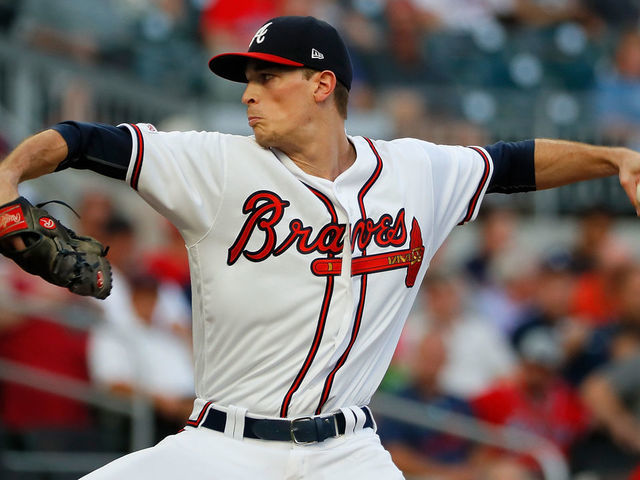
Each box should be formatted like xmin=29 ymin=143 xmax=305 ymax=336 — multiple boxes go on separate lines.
xmin=379 ymin=204 xmax=640 ymax=479
xmin=0 ymin=190 xmax=195 ymax=479
xmin=2 ymin=190 xmax=640 ymax=479
xmin=2 ymin=1 xmax=640 ymax=480
xmin=3 ymin=0 xmax=640 ymax=146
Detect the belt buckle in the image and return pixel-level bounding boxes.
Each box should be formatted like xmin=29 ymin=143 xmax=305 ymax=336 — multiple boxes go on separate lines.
xmin=290 ymin=416 xmax=315 ymax=445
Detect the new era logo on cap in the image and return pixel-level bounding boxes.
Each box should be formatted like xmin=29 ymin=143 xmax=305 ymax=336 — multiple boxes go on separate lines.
xmin=209 ymin=16 xmax=353 ymax=90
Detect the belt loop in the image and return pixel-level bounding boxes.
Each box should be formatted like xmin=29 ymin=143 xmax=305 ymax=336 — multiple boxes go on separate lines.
xmin=223 ymin=405 xmax=247 ymax=440
xmin=350 ymin=406 xmax=366 ymax=432
xmin=339 ymin=407 xmax=356 ymax=436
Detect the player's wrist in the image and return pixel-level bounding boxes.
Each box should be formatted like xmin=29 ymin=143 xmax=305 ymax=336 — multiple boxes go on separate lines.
xmin=605 ymin=146 xmax=631 ymax=173
xmin=0 ymin=175 xmax=20 ymax=205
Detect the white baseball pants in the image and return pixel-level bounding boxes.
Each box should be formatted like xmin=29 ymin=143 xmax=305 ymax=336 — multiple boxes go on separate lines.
xmin=80 ymin=424 xmax=404 ymax=479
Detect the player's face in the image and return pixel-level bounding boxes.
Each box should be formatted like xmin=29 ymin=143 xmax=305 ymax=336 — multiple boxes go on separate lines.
xmin=242 ymin=62 xmax=317 ymax=149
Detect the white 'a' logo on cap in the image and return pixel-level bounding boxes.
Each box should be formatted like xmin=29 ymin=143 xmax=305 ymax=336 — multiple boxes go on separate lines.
xmin=311 ymin=48 xmax=324 ymax=59
xmin=251 ymin=22 xmax=273 ymax=46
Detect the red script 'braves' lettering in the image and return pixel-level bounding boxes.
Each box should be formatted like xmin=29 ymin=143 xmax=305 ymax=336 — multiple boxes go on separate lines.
xmin=227 ymin=191 xmax=409 ymax=265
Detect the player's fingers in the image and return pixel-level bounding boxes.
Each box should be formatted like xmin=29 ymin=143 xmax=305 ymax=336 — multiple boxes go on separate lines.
xmin=0 ymin=235 xmax=26 ymax=252
xmin=619 ymin=169 xmax=640 ymax=216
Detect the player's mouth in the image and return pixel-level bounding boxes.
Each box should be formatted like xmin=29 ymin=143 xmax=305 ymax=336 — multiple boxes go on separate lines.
xmin=248 ymin=116 xmax=261 ymax=127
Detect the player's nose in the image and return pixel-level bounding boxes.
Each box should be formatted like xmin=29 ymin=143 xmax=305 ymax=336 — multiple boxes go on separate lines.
xmin=241 ymin=83 xmax=257 ymax=105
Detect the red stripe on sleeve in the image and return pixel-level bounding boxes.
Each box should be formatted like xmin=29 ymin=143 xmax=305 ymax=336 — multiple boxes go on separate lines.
xmin=459 ymin=147 xmax=491 ymax=225
xmin=129 ymin=124 xmax=145 ymax=190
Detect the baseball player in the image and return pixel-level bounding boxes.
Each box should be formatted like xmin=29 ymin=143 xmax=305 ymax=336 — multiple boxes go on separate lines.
xmin=1 ymin=15 xmax=640 ymax=480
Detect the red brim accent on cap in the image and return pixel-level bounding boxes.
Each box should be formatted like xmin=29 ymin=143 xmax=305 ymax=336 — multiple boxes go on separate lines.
xmin=208 ymin=52 xmax=304 ymax=83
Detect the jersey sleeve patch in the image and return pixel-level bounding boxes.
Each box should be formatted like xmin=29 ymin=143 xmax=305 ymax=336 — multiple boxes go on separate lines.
xmin=458 ymin=146 xmax=493 ymax=225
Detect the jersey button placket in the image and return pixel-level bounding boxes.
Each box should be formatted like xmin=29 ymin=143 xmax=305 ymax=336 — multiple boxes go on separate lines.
xmin=329 ymin=203 xmax=355 ymax=347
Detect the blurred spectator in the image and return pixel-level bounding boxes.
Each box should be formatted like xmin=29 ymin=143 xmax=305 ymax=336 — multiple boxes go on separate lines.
xmin=565 ymin=264 xmax=640 ymax=386
xmin=380 ymin=88 xmax=488 ymax=144
xmin=595 ymin=30 xmax=640 ymax=150
xmin=365 ymin=1 xmax=449 ymax=89
xmin=76 ymin=190 xmax=116 ymax=241
xmin=144 ymin=218 xmax=191 ymax=300
xmin=200 ymin=0 xmax=337 ymax=54
xmin=511 ymin=251 xmax=578 ymax=357
xmin=132 ymin=0 xmax=206 ymax=94
xmin=360 ymin=0 xmax=457 ymax=125
xmin=412 ymin=271 xmax=516 ymax=399
xmin=152 ymin=280 xmax=192 ymax=344
xmin=569 ymin=204 xmax=617 ymax=274
xmin=200 ymin=0 xmax=280 ymax=53
xmin=470 ymin=248 xmax=538 ymax=336
xmin=411 ymin=0 xmax=514 ymax=31
xmin=95 ymin=214 xmax=138 ymax=329
xmin=464 ymin=204 xmax=519 ymax=286
xmin=581 ymin=0 xmax=640 ymax=30
xmin=10 ymin=0 xmax=136 ymax=124
xmin=379 ymin=332 xmax=490 ymax=480
xmin=473 ymin=327 xmax=589 ymax=469
xmin=11 ymin=0 xmax=135 ymax=65
xmin=577 ymin=344 xmax=640 ymax=476
xmin=89 ymin=269 xmax=195 ymax=442
xmin=0 ymin=258 xmax=98 ymax=453
xmin=336 ymin=3 xmax=385 ymax=111
xmin=411 ymin=0 xmax=583 ymax=32
xmin=570 ymin=224 xmax=632 ymax=327
xmin=97 ymin=213 xmax=191 ymax=339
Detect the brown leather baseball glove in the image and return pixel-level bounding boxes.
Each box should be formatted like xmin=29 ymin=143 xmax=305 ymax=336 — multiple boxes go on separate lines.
xmin=0 ymin=196 xmax=112 ymax=299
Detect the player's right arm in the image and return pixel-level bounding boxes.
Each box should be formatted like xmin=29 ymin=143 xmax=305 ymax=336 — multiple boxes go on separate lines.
xmin=0 ymin=129 xmax=69 ymax=204
xmin=0 ymin=123 xmax=133 ymax=250
xmin=1 ymin=121 xmax=225 ymax=246
xmin=0 ymin=122 xmax=133 ymax=204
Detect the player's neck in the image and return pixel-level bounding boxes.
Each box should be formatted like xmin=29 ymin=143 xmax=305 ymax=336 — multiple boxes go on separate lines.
xmin=282 ymin=127 xmax=355 ymax=182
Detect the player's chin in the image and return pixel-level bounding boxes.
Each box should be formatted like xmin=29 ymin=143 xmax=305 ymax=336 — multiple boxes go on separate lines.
xmin=253 ymin=130 xmax=276 ymax=149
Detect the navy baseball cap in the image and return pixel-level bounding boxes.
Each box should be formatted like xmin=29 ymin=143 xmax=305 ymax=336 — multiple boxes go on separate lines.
xmin=208 ymin=16 xmax=353 ymax=91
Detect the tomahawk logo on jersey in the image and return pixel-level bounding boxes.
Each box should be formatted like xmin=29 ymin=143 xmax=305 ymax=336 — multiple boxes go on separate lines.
xmin=116 ymin=122 xmax=493 ymax=420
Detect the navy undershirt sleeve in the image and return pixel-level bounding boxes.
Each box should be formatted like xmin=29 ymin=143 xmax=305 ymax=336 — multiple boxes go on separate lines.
xmin=51 ymin=121 xmax=132 ymax=180
xmin=484 ymin=140 xmax=536 ymax=194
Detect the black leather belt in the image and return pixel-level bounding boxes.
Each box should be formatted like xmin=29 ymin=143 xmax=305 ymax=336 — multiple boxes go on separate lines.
xmin=200 ymin=407 xmax=374 ymax=444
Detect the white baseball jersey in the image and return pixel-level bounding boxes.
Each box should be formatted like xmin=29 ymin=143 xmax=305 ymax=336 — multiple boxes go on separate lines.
xmin=120 ymin=123 xmax=493 ymax=419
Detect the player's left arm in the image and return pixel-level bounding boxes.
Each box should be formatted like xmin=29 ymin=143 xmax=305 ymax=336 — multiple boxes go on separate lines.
xmin=533 ymin=138 xmax=640 ymax=214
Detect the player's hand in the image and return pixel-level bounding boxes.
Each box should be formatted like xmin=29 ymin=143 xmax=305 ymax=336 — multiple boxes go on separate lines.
xmin=616 ymin=147 xmax=640 ymax=216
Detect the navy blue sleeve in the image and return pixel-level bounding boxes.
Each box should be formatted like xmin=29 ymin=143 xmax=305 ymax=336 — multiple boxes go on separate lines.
xmin=484 ymin=140 xmax=536 ymax=194
xmin=51 ymin=121 xmax=132 ymax=180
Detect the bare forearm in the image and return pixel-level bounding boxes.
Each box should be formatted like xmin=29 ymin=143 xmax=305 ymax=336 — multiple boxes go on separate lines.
xmin=535 ymin=138 xmax=640 ymax=215
xmin=0 ymin=129 xmax=68 ymax=204
xmin=534 ymin=139 xmax=624 ymax=190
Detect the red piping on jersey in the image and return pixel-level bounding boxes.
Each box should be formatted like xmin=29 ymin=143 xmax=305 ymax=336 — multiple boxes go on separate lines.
xmin=186 ymin=401 xmax=212 ymax=427
xmin=129 ymin=124 xmax=145 ymax=191
xmin=357 ymin=138 xmax=384 ymax=226
xmin=280 ymin=185 xmax=338 ymax=418
xmin=459 ymin=147 xmax=491 ymax=225
xmin=315 ymin=137 xmax=383 ymax=414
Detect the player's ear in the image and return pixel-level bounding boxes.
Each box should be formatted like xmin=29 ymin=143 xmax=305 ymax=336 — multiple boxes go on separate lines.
xmin=313 ymin=70 xmax=337 ymax=104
